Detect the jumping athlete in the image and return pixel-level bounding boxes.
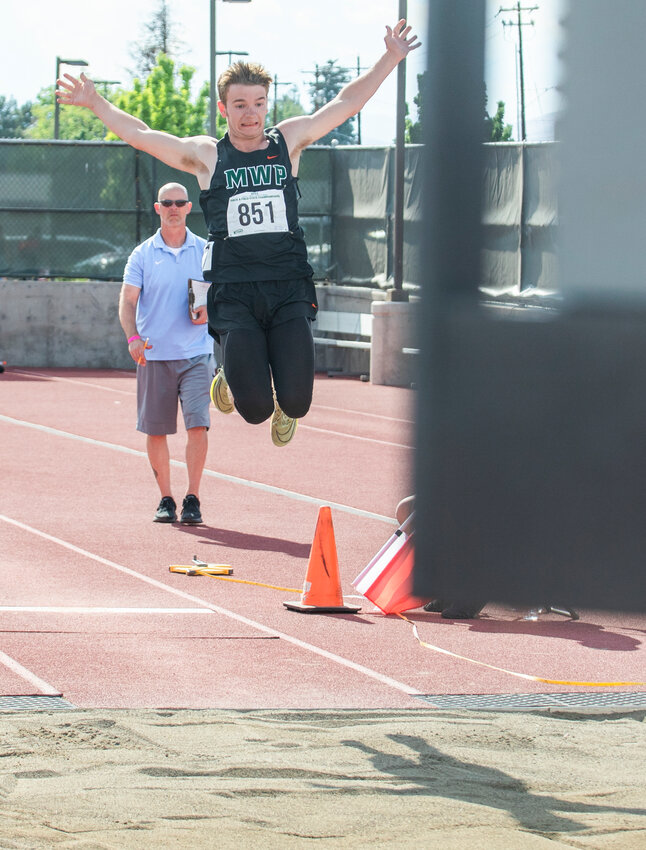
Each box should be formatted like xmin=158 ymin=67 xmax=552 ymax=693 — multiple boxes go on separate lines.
xmin=56 ymin=20 xmax=421 ymax=446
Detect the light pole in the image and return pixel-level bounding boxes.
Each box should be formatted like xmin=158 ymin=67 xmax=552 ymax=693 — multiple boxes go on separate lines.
xmin=213 ymin=51 xmax=248 ymax=135
xmin=391 ymin=0 xmax=408 ymax=301
xmin=54 ymin=57 xmax=88 ymax=139
xmin=215 ymin=49 xmax=248 ymax=65
xmin=93 ymin=79 xmax=121 ymax=96
xmin=210 ymin=0 xmax=252 ymax=137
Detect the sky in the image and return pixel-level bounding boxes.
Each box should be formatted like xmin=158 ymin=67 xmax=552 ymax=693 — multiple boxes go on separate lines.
xmin=485 ymin=0 xmax=564 ymax=141
xmin=1 ymin=0 xmax=563 ymax=144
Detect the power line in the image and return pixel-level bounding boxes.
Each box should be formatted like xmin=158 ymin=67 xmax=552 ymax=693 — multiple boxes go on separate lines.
xmin=497 ymin=2 xmax=538 ymax=140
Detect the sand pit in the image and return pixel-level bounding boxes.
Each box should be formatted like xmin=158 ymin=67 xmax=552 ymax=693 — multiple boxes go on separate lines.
xmin=0 ymin=707 xmax=644 ymax=848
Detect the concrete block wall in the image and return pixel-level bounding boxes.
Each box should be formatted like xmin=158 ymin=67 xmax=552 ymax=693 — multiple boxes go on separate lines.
xmin=0 ymin=279 xmax=419 ymax=386
xmin=370 ymin=300 xmax=418 ymax=388
xmin=0 ymin=279 xmax=132 ymax=369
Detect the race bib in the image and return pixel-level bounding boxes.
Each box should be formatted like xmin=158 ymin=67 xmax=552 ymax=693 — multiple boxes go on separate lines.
xmin=226 ymin=190 xmax=288 ymax=238
xmin=201 ymin=240 xmax=213 ymax=272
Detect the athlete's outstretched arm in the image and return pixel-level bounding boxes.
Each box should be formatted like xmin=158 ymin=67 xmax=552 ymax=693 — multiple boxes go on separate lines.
xmin=279 ymin=20 xmax=420 ymax=154
xmin=56 ymin=73 xmax=217 ymax=186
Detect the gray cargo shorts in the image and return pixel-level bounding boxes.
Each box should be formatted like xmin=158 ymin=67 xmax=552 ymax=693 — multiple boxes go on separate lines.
xmin=136 ymin=354 xmax=214 ymax=435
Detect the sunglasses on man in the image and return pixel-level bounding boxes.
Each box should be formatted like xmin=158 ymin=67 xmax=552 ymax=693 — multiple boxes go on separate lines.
xmin=159 ymin=199 xmax=189 ymax=207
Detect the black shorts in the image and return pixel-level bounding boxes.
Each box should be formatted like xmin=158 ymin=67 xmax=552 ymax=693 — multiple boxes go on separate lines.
xmin=207 ymin=277 xmax=318 ymax=342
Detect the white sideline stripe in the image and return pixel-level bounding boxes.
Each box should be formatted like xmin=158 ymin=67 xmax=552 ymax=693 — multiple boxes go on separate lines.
xmin=0 ymin=649 xmax=60 ymax=696
xmin=11 ymin=370 xmax=415 ymax=424
xmin=10 ymin=369 xmax=133 ymax=396
xmin=311 ymin=404 xmax=413 ymax=425
xmin=299 ymin=423 xmax=411 ymax=449
xmin=0 ymin=607 xmax=211 ymax=614
xmin=0 ymin=515 xmax=421 ymax=698
xmin=0 ymin=415 xmax=396 ymax=525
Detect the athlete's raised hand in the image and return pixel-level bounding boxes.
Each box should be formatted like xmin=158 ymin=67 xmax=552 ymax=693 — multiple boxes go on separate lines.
xmin=56 ymin=72 xmax=99 ymax=110
xmin=384 ymin=19 xmax=421 ymax=61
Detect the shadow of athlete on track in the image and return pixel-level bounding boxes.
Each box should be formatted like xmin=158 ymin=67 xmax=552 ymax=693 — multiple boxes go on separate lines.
xmin=341 ymin=733 xmax=646 ymax=834
xmin=172 ymin=523 xmax=312 ymax=558
xmin=425 ymin=615 xmax=643 ymax=653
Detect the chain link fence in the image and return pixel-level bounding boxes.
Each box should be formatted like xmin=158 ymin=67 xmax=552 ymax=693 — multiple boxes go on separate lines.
xmin=0 ymin=139 xmax=425 ymax=288
xmin=0 ymin=139 xmax=557 ymax=298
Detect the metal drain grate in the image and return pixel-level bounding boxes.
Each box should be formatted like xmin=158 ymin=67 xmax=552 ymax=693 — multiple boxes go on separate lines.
xmin=416 ymin=692 xmax=646 ymax=711
xmin=0 ymin=695 xmax=76 ymax=712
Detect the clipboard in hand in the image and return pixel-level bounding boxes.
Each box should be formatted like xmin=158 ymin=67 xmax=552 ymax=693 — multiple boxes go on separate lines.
xmin=188 ymin=278 xmax=211 ymax=320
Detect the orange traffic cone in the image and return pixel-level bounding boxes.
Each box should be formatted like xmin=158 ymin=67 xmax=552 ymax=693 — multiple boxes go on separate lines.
xmin=283 ymin=506 xmax=361 ymax=613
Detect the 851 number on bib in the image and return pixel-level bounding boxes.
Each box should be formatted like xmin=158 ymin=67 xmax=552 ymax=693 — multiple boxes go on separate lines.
xmin=227 ymin=190 xmax=288 ymax=237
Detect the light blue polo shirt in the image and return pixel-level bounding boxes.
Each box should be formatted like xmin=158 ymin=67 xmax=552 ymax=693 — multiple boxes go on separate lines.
xmin=123 ymin=227 xmax=212 ymax=361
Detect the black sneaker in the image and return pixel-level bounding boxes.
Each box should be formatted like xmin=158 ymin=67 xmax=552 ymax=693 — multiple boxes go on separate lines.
xmin=180 ymin=494 xmax=202 ymax=524
xmin=441 ymin=603 xmax=485 ymax=620
xmin=423 ymin=599 xmax=447 ymax=613
xmin=154 ymin=496 xmax=177 ymax=523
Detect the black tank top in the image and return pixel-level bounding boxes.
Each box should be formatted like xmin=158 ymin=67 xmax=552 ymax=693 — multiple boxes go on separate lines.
xmin=199 ymin=128 xmax=313 ymax=283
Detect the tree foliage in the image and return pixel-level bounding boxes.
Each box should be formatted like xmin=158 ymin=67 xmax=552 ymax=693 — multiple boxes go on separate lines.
xmin=307 ymin=60 xmax=356 ymax=145
xmin=25 ymin=86 xmax=114 ymax=140
xmin=0 ymin=95 xmax=33 ymax=139
xmin=108 ymin=54 xmax=210 ymax=139
xmin=405 ymin=71 xmax=426 ymax=143
xmin=484 ymin=94 xmax=513 ymax=142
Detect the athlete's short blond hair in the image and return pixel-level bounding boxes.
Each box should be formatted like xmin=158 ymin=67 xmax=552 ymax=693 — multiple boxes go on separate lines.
xmin=217 ymin=61 xmax=272 ymax=104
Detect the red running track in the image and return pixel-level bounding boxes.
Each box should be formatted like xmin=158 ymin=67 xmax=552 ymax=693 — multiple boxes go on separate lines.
xmin=0 ymin=367 xmax=644 ymax=709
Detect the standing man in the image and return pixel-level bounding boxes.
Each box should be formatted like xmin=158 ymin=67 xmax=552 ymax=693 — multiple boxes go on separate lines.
xmin=119 ymin=182 xmax=213 ymax=524
xmin=58 ymin=20 xmax=420 ymax=446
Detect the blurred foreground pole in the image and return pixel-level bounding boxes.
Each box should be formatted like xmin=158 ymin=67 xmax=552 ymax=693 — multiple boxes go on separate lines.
xmin=414 ymin=0 xmax=646 ymax=611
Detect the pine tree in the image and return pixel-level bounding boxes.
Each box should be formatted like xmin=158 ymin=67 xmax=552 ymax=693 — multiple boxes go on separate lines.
xmin=307 ymin=60 xmax=356 ymax=145
xmin=128 ymin=0 xmax=186 ymax=80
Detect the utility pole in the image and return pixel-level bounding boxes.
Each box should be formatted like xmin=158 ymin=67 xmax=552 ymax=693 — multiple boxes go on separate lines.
xmin=345 ymin=58 xmax=369 ymax=144
xmin=272 ymin=75 xmax=293 ymax=126
xmin=498 ymin=2 xmax=538 ymax=141
xmin=302 ymin=60 xmax=367 ymax=140
xmin=301 ymin=64 xmax=323 ymax=112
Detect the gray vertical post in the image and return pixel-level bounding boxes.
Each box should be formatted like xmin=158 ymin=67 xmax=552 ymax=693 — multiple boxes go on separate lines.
xmin=356 ymin=56 xmax=362 ymax=145
xmin=134 ymin=150 xmax=142 ymax=244
xmin=418 ymin=1 xmax=484 ymax=305
xmin=389 ymin=0 xmax=409 ymax=302
xmin=54 ymin=57 xmax=62 ymax=141
xmin=413 ymin=0 xmax=487 ymax=597
xmin=517 ymin=1 xmax=527 ymax=141
xmin=210 ymin=0 xmax=217 ymax=138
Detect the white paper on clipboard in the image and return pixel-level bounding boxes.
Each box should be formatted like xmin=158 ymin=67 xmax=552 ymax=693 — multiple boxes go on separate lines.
xmin=188 ymin=278 xmax=211 ymax=319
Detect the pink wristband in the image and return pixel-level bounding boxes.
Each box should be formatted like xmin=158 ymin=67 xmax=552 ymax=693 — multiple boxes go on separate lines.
xmin=127 ymin=335 xmax=141 ymax=344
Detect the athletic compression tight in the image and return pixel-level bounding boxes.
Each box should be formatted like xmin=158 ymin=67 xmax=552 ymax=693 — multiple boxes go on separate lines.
xmin=220 ymin=317 xmax=315 ymax=424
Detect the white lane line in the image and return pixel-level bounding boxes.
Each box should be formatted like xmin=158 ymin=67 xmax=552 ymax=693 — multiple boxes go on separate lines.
xmin=0 ymin=607 xmax=211 ymax=614
xmin=299 ymin=423 xmax=412 ymax=449
xmin=9 ymin=371 xmax=414 ymax=423
xmin=0 ymin=515 xmax=421 ymax=698
xmin=0 ymin=414 xmax=397 ymax=525
xmin=0 ymin=649 xmax=60 ymax=696
xmin=9 ymin=369 xmax=133 ymax=396
xmin=311 ymin=403 xmax=413 ymax=425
